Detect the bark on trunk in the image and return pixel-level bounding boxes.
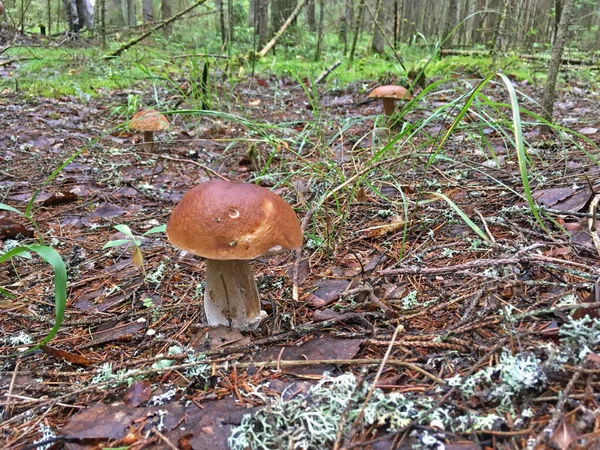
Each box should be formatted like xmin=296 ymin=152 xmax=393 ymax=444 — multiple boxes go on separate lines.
xmin=257 ymin=0 xmax=268 ymax=46
xmin=142 ymin=0 xmax=153 ymax=22
xmin=371 ymin=0 xmax=384 ymax=54
xmin=203 ymin=259 xmax=263 ymax=328
xmin=542 ymin=0 xmax=575 ymax=126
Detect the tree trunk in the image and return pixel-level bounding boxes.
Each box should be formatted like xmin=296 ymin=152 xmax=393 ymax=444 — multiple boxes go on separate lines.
xmin=161 ymin=0 xmax=172 ymax=34
xmin=542 ymin=0 xmax=575 ymax=127
xmin=552 ymin=0 xmax=562 ymax=44
xmin=247 ymin=0 xmax=255 ymax=27
xmin=371 ymin=0 xmax=384 ymax=54
xmin=215 ymin=0 xmax=226 ymax=45
xmin=315 ymin=0 xmax=324 ymax=60
xmin=257 ymin=0 xmax=268 ymax=46
xmin=494 ymin=0 xmax=508 ymax=51
xmin=442 ymin=0 xmax=458 ymax=47
xmin=306 ymin=0 xmax=316 ymax=32
xmin=349 ymin=0 xmax=365 ymax=62
xmin=142 ymin=0 xmax=153 ymax=22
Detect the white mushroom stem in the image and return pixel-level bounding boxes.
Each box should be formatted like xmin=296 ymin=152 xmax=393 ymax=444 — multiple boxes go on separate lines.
xmin=203 ymin=259 xmax=265 ymax=328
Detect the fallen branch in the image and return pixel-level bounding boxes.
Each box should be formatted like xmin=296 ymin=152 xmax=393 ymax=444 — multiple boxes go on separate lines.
xmin=315 ymin=60 xmax=342 ymax=84
xmin=258 ymin=0 xmax=307 ymax=57
xmin=106 ymin=0 xmax=209 ymax=58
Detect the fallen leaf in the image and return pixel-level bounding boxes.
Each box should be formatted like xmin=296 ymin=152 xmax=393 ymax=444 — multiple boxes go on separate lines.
xmin=41 ymin=190 xmax=78 ymax=207
xmin=0 ymin=216 xmax=34 ymax=240
xmin=132 ymin=246 xmax=144 ymax=268
xmin=123 ymin=380 xmax=152 ymax=407
xmin=40 ymin=345 xmax=93 ymax=366
xmin=578 ymin=127 xmax=598 ymax=135
xmin=549 ymin=417 xmax=578 ymax=450
xmin=359 ymin=215 xmax=405 ymax=237
xmin=248 ymin=99 xmax=261 ymax=106
xmin=92 ymin=203 xmax=126 ymax=218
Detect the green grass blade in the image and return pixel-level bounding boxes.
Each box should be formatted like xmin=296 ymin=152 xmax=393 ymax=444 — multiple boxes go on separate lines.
xmin=497 ymin=73 xmax=547 ymax=232
xmin=0 ymin=203 xmax=25 ymax=216
xmin=0 ymin=245 xmax=67 ymax=349
xmin=425 ymin=192 xmax=492 ymax=243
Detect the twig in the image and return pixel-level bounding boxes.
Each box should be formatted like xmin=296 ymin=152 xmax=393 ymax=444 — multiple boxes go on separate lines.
xmin=4 ymin=358 xmax=21 ymax=420
xmin=292 ymin=207 xmax=316 ymax=303
xmin=345 ymin=325 xmax=403 ymax=444
xmin=588 ymin=194 xmax=600 ymax=257
xmin=532 ymin=367 xmax=583 ymax=448
xmin=380 ymin=255 xmax=600 ymax=276
xmin=315 ymin=60 xmax=342 ymax=84
xmin=150 ymin=153 xmax=228 ymax=180
xmin=152 ymin=427 xmax=179 ymax=450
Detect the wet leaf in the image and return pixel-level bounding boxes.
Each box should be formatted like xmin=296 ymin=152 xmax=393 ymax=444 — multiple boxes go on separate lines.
xmin=123 ymin=380 xmax=152 ymax=407
xmin=40 ymin=345 xmax=93 ymax=367
xmin=41 ymin=190 xmax=78 ymax=207
xmin=549 ymin=417 xmax=578 ymax=450
xmin=0 ymin=216 xmax=34 ymax=240
xmin=91 ymin=203 xmax=126 ymax=218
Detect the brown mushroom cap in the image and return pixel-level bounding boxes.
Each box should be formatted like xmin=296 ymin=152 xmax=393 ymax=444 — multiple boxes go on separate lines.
xmin=368 ymin=85 xmax=412 ymax=101
xmin=130 ymin=109 xmax=170 ymax=132
xmin=167 ymin=180 xmax=303 ymax=260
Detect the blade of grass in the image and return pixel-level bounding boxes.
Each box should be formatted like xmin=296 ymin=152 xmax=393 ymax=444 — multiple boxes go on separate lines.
xmin=0 ymin=245 xmax=67 ymax=349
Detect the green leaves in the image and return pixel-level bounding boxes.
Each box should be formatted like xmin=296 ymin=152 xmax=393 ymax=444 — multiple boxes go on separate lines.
xmin=0 ymin=245 xmax=67 ymax=349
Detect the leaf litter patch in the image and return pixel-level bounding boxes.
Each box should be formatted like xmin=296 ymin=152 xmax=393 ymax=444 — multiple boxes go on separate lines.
xmin=1 ymin=76 xmax=600 ymax=449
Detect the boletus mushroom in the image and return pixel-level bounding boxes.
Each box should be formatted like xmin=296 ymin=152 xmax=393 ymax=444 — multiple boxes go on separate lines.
xmin=368 ymin=85 xmax=412 ymax=117
xmin=167 ymin=180 xmax=303 ymax=328
xmin=130 ymin=109 xmax=169 ymax=151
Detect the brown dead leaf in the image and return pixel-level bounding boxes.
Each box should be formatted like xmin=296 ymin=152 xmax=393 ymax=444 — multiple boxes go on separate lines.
xmin=41 ymin=190 xmax=78 ymax=207
xmin=40 ymin=345 xmax=93 ymax=367
xmin=248 ymin=98 xmax=261 ymax=106
xmin=549 ymin=417 xmax=578 ymax=450
xmin=0 ymin=216 xmax=34 ymax=240
xmin=123 ymin=380 xmax=152 ymax=407
xmin=533 ymin=187 xmax=592 ymax=213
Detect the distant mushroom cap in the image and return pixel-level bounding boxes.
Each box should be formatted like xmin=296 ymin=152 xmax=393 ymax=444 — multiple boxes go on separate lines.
xmin=130 ymin=109 xmax=170 ymax=132
xmin=368 ymin=85 xmax=412 ymax=101
xmin=0 ymin=2 xmax=4 ymax=15
xmin=167 ymin=180 xmax=303 ymax=260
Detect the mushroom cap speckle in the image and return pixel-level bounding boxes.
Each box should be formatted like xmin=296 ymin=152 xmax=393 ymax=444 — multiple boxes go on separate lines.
xmin=130 ymin=109 xmax=170 ymax=132
xmin=167 ymin=180 xmax=303 ymax=260
xmin=368 ymin=85 xmax=412 ymax=100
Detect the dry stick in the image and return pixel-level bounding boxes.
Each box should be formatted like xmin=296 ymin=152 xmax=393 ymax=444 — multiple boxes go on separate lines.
xmin=532 ymin=367 xmax=583 ymax=448
xmin=315 ymin=60 xmax=342 ymax=85
xmin=344 ymin=325 xmax=404 ymax=446
xmin=292 ymin=207 xmax=316 ymax=303
xmin=4 ymin=358 xmax=21 ymax=420
xmin=106 ymin=0 xmax=209 ymax=58
xmin=150 ymin=153 xmax=228 ymax=180
xmin=379 ymin=255 xmax=600 ymax=277
xmin=588 ymin=194 xmax=600 ymax=257
xmin=152 ymin=427 xmax=179 ymax=450
xmin=258 ymin=0 xmax=308 ymax=57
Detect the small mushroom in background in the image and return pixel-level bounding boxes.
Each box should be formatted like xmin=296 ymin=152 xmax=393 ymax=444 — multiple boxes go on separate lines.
xmin=167 ymin=179 xmax=303 ymax=329
xmin=129 ymin=109 xmax=169 ymax=151
xmin=0 ymin=2 xmax=5 ymax=16
xmin=368 ymin=85 xmax=412 ymax=118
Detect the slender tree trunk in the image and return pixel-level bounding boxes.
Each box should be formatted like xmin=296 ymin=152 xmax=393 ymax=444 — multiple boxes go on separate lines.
xmin=306 ymin=0 xmax=316 ymax=31
xmin=215 ymin=0 xmax=226 ymax=45
xmin=371 ymin=0 xmax=384 ymax=54
xmin=257 ymin=0 xmax=268 ymax=46
xmin=442 ymin=0 xmax=458 ymax=47
xmin=494 ymin=0 xmax=508 ymax=51
xmin=142 ymin=0 xmax=153 ymax=22
xmin=552 ymin=0 xmax=562 ymax=44
xmin=349 ymin=0 xmax=365 ymax=62
xmin=161 ymin=0 xmax=172 ymax=34
xmin=542 ymin=0 xmax=575 ymax=127
xmin=247 ymin=0 xmax=255 ymax=27
xmin=315 ymin=0 xmax=324 ymax=60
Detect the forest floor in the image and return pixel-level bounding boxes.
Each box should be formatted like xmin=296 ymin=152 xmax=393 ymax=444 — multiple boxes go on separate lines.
xmin=1 ymin=43 xmax=600 ymax=450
